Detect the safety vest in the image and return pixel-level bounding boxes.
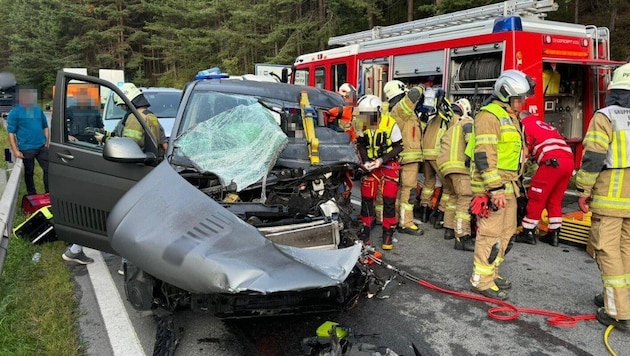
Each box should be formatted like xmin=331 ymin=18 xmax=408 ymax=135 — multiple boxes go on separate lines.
xmin=596 ymin=106 xmax=630 ymax=168
xmin=465 ymin=103 xmax=521 ymax=171
xmin=364 ymin=113 xmax=397 ymax=160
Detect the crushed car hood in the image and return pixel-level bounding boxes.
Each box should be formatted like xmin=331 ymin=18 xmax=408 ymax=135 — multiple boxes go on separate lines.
xmin=174 ymin=103 xmax=288 ymax=191
xmin=107 ymin=161 xmax=362 ymax=294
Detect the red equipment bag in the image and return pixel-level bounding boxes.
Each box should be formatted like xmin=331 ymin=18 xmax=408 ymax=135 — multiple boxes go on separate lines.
xmin=22 ymin=193 xmax=51 ymax=215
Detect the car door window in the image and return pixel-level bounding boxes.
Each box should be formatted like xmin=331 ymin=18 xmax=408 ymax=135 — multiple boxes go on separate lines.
xmin=64 ymin=82 xmax=107 ymax=149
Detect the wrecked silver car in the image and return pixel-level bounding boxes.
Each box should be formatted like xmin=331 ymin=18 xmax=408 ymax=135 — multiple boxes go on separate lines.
xmin=49 ymin=71 xmax=370 ymax=319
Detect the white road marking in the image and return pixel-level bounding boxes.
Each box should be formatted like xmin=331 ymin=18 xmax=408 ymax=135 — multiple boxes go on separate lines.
xmin=84 ymin=248 xmax=145 ymax=356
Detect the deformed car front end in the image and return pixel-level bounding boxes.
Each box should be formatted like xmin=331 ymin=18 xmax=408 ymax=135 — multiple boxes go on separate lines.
xmin=108 ymin=79 xmax=370 ymax=318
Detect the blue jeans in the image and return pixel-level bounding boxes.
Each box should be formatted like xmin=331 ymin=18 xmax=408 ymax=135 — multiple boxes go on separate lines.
xmin=22 ymin=146 xmax=49 ymax=195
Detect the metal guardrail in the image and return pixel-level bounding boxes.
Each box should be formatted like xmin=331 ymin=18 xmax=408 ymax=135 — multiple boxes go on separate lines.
xmin=0 ymin=158 xmax=24 ymax=276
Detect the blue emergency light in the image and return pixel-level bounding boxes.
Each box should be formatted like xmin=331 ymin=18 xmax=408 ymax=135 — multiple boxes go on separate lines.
xmin=492 ymin=16 xmax=523 ymax=33
xmin=195 ymin=67 xmax=229 ymax=80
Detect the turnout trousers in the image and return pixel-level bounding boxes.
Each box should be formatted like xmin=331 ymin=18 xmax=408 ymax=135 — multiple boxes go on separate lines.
xmin=470 ymin=191 xmax=517 ymax=291
xmin=590 ymin=215 xmax=630 ymax=320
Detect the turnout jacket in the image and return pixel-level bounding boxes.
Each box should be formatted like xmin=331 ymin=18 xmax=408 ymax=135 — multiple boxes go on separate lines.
xmin=389 ymin=93 xmax=423 ymax=164
xmin=422 ymin=110 xmax=453 ymax=160
xmin=469 ymin=100 xmax=527 ymax=196
xmin=437 ymin=113 xmax=474 ymax=176
xmin=576 ymin=106 xmax=630 ymax=217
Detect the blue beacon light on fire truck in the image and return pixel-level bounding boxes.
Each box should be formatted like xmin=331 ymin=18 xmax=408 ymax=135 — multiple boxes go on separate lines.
xmin=492 ymin=16 xmax=523 ymax=33
xmin=195 ymin=67 xmax=229 ymax=80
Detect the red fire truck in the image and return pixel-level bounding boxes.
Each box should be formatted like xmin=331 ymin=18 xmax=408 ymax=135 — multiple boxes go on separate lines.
xmin=291 ymin=0 xmax=626 ymax=164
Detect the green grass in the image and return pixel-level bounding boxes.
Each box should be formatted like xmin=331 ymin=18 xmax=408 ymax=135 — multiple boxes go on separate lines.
xmin=0 ymin=125 xmax=82 ymax=356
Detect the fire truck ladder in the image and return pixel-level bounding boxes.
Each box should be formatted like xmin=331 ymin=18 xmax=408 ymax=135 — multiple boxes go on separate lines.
xmin=328 ymin=0 xmax=558 ymax=46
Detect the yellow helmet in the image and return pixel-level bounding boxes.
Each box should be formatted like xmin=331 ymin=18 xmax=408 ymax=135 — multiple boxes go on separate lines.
xmin=113 ymin=82 xmax=142 ymax=106
xmin=608 ymin=63 xmax=630 ymax=91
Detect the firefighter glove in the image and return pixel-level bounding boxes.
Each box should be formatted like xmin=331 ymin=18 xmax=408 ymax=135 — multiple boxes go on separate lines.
xmin=470 ymin=194 xmax=491 ymax=218
xmin=578 ymin=196 xmax=591 ymax=213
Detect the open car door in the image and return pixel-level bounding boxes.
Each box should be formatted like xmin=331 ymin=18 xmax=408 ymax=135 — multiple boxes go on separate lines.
xmin=48 ymin=71 xmax=160 ymax=254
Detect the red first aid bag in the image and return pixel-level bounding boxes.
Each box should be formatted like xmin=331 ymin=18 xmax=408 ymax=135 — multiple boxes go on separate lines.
xmin=22 ymin=193 xmax=51 ymax=215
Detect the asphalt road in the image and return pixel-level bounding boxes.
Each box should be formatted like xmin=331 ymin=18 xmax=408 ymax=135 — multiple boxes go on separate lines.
xmin=68 ymin=191 xmax=630 ymax=356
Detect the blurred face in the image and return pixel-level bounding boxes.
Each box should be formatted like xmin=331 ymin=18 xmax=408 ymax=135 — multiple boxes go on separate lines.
xmin=18 ymin=89 xmax=37 ymax=107
xmin=77 ymin=90 xmax=91 ymax=107
xmin=509 ymin=96 xmax=526 ymax=112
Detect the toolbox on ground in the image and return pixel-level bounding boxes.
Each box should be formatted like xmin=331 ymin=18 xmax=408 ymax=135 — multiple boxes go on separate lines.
xmin=13 ymin=205 xmax=56 ymax=244
xmin=538 ymin=210 xmax=591 ymax=245
xmin=21 ymin=193 xmax=51 ymax=215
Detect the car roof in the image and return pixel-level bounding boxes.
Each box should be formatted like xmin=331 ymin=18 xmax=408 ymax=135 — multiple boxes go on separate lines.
xmin=187 ymin=79 xmax=343 ymax=109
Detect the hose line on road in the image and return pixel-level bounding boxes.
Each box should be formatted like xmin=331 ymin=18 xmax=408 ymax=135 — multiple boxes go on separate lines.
xmin=365 ymin=251 xmax=620 ymax=355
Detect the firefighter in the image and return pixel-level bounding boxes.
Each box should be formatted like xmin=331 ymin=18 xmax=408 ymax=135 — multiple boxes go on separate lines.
xmin=383 ymin=80 xmax=424 ymax=236
xmin=468 ymin=70 xmax=533 ymax=300
xmin=419 ymin=88 xmax=455 ymax=228
xmin=576 ymin=63 xmax=630 ymax=331
xmin=338 ymin=83 xmax=357 ymax=106
xmin=355 ymin=95 xmax=403 ymax=251
xmin=96 ymin=83 xmax=165 ymax=152
xmin=437 ymin=98 xmax=475 ymax=250
xmin=514 ymin=113 xmax=574 ymax=246
xmin=326 ymin=105 xmax=357 ymax=142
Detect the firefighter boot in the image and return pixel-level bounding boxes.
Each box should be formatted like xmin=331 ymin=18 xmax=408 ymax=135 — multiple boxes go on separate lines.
xmin=397 ymin=223 xmax=424 ymax=236
xmin=382 ymin=227 xmax=395 ymax=251
xmin=358 ymin=225 xmax=371 ymax=246
xmin=432 ymin=210 xmax=445 ymax=229
xmin=514 ymin=228 xmax=537 ymax=245
xmin=443 ymin=228 xmax=455 ymax=240
xmin=454 ymin=235 xmax=475 ymax=251
xmin=539 ymin=229 xmax=559 ymax=247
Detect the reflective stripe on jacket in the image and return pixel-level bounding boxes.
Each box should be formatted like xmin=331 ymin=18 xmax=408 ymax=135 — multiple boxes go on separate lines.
xmin=469 ymin=101 xmax=525 ymax=194
xmin=437 ymin=113 xmax=473 ymax=176
xmin=390 ymin=94 xmax=423 ymax=164
xmin=576 ymin=109 xmax=630 ymax=217
xmin=421 ymin=111 xmax=450 ymax=160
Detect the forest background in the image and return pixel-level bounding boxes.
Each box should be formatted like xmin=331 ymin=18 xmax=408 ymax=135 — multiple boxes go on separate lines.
xmin=0 ymin=0 xmax=628 ymax=97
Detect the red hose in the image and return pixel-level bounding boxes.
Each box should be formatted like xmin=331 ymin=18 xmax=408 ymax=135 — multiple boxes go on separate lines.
xmin=367 ymin=254 xmax=596 ymax=327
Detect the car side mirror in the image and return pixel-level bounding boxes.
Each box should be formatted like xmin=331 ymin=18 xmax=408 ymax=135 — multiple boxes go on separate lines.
xmin=103 ymin=137 xmax=157 ymax=164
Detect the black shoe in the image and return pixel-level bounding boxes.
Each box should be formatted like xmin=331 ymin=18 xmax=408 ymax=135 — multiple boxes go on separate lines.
xmin=443 ymin=228 xmax=455 ymax=240
xmin=596 ymin=307 xmax=629 ymax=332
xmin=432 ymin=210 xmax=445 ymax=229
xmin=540 ymin=230 xmax=559 ymax=247
xmin=594 ymin=293 xmax=604 ymax=308
xmin=470 ymin=285 xmax=509 ymax=300
xmin=494 ymin=276 xmax=512 ymax=290
xmin=454 ymin=235 xmax=475 ymax=251
xmin=514 ymin=228 xmax=537 ymax=245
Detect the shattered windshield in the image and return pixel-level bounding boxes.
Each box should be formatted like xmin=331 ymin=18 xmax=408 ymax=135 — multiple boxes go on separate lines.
xmin=175 ymin=92 xmax=288 ymax=191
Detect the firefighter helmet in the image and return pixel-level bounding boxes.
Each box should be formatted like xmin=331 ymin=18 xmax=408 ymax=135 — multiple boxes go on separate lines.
xmin=493 ymin=70 xmax=535 ymax=102
xmin=455 ymin=98 xmax=472 ymax=116
xmin=338 ymin=83 xmax=356 ymax=99
xmin=608 ymin=63 xmax=630 ymax=91
xmin=357 ymin=95 xmax=382 ymax=113
xmin=113 ymin=83 xmax=142 ymax=106
xmin=384 ymin=80 xmax=407 ymax=100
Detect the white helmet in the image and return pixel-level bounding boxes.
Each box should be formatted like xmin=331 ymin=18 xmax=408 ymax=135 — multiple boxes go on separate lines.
xmin=113 ymin=82 xmax=142 ymax=106
xmin=608 ymin=63 xmax=630 ymax=91
xmin=454 ymin=98 xmax=472 ymax=116
xmin=357 ymin=95 xmax=382 ymax=113
xmin=493 ymin=70 xmax=535 ymax=102
xmin=337 ymin=83 xmax=356 ymax=98
xmin=383 ymin=80 xmax=407 ymax=100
